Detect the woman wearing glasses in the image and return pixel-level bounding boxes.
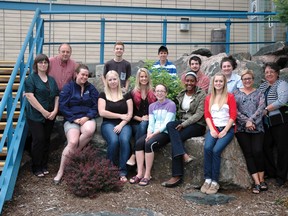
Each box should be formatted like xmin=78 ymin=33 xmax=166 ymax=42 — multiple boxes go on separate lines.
xmin=129 ymin=84 xmax=176 ymax=186
xmin=234 ymin=70 xmax=266 ymax=194
xmin=25 ymin=54 xmax=59 ymax=177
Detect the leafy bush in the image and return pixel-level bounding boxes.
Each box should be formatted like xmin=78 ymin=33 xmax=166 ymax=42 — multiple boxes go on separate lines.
xmin=273 ymin=0 xmax=288 ymax=25
xmin=129 ymin=59 xmax=184 ymax=102
xmin=64 ymin=145 xmax=124 ymax=198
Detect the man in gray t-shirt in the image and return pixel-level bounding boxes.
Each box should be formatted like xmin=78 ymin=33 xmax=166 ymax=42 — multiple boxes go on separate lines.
xmin=102 ymin=41 xmax=131 ymax=93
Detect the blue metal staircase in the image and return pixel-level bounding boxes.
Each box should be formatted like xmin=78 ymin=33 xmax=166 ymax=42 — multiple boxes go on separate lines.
xmin=0 ymin=8 xmax=44 ymax=213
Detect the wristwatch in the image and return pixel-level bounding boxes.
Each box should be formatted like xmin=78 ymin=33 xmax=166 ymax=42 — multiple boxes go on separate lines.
xmin=265 ymin=108 xmax=269 ymax=113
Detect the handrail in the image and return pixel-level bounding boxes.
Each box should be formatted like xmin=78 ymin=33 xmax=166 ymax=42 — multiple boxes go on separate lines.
xmin=0 ymin=8 xmax=44 ymax=214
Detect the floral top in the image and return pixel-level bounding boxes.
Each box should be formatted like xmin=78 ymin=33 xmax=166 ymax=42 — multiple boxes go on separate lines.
xmin=234 ymin=88 xmax=265 ymax=133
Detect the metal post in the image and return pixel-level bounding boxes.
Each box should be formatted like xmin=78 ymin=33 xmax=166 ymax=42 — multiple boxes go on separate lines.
xmin=225 ymin=19 xmax=231 ymax=54
xmin=162 ymin=19 xmax=167 ymax=46
xmin=100 ymin=17 xmax=105 ymax=64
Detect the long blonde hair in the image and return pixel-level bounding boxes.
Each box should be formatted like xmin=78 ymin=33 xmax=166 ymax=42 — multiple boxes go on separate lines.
xmin=104 ymin=70 xmax=123 ymax=101
xmin=209 ymin=72 xmax=228 ymax=111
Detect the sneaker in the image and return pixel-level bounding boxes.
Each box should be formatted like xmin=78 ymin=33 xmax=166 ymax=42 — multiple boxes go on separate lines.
xmin=206 ymin=183 xmax=220 ymax=194
xmin=200 ymin=182 xmax=211 ymax=193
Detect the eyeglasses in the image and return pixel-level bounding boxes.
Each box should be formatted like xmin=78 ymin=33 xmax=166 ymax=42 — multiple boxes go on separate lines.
xmin=242 ymin=77 xmax=253 ymax=81
xmin=155 ymin=90 xmax=166 ymax=93
xmin=37 ymin=61 xmax=48 ymax=65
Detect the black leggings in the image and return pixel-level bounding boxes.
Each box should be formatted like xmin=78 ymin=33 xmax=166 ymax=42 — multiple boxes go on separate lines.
xmin=135 ymin=132 xmax=170 ymax=153
xmin=235 ymin=132 xmax=265 ymax=175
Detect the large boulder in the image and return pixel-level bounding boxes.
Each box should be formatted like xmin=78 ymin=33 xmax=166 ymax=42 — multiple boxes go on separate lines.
xmin=152 ymin=136 xmax=252 ymax=189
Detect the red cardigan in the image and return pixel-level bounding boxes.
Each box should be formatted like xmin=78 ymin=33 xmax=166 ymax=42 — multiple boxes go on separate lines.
xmin=204 ymin=93 xmax=237 ymax=133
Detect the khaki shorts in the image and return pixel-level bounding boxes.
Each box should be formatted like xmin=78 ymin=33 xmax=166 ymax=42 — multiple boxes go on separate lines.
xmin=64 ymin=119 xmax=96 ymax=134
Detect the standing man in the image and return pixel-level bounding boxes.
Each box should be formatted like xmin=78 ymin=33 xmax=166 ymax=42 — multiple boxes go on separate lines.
xmin=49 ymin=43 xmax=79 ymax=91
xmin=102 ymin=41 xmax=131 ymax=93
xmin=181 ymin=56 xmax=210 ymax=93
xmin=152 ymin=45 xmax=177 ymax=76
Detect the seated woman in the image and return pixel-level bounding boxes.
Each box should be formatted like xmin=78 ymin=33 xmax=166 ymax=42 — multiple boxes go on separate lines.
xmin=129 ymin=84 xmax=176 ymax=186
xmin=53 ymin=64 xmax=99 ymax=184
xmin=127 ymin=68 xmax=156 ymax=166
xmin=161 ymin=72 xmax=206 ymax=187
xmin=201 ymin=72 xmax=237 ymax=194
xmin=98 ymin=70 xmax=133 ymax=182
xmin=234 ymin=69 xmax=266 ymax=194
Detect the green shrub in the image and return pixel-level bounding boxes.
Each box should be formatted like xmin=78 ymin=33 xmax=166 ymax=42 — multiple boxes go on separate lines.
xmin=64 ymin=145 xmax=124 ymax=198
xmin=129 ymin=59 xmax=184 ymax=102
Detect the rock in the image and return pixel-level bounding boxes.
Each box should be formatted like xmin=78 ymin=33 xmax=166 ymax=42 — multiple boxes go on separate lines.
xmin=253 ymin=41 xmax=287 ymax=56
xmin=191 ymin=48 xmax=213 ymax=57
xmin=183 ymin=191 xmax=236 ymax=205
xmin=52 ymin=117 xmax=252 ymax=190
xmin=152 ymin=136 xmax=252 ymax=189
xmin=232 ymin=52 xmax=252 ymax=61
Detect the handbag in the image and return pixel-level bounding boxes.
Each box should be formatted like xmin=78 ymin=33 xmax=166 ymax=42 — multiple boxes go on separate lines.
xmin=267 ymin=106 xmax=288 ymax=127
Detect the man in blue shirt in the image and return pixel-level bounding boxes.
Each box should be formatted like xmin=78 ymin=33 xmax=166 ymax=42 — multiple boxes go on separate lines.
xmin=152 ymin=46 xmax=177 ymax=76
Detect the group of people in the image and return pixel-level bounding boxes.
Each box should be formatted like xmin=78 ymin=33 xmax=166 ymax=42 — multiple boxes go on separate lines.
xmin=25 ymin=42 xmax=288 ymax=195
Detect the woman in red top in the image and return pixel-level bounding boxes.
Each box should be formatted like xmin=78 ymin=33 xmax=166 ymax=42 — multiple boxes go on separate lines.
xmin=200 ymin=72 xmax=237 ymax=194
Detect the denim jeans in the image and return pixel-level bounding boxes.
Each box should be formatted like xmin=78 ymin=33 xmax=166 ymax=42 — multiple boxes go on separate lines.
xmin=167 ymin=121 xmax=206 ymax=177
xmin=131 ymin=121 xmax=149 ymax=152
xmin=101 ymin=121 xmax=132 ymax=176
xmin=204 ymin=127 xmax=234 ymax=182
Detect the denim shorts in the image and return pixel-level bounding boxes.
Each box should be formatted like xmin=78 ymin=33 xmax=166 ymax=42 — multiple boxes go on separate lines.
xmin=64 ymin=119 xmax=96 ymax=134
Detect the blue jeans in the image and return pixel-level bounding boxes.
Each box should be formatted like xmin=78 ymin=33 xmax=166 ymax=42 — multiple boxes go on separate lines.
xmin=131 ymin=121 xmax=149 ymax=152
xmin=167 ymin=121 xmax=206 ymax=177
xmin=204 ymin=127 xmax=234 ymax=182
xmin=101 ymin=121 xmax=132 ymax=176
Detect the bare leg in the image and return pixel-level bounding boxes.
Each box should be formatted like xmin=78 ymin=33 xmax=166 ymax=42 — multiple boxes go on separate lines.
xmin=78 ymin=120 xmax=96 ymax=150
xmin=135 ymin=150 xmax=145 ymax=177
xmin=144 ymin=152 xmax=154 ymax=179
xmin=251 ymin=173 xmax=260 ymax=185
xmin=54 ymin=128 xmax=80 ymax=181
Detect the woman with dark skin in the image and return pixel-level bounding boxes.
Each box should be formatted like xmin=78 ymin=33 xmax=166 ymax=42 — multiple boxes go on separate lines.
xmin=161 ymin=72 xmax=206 ymax=187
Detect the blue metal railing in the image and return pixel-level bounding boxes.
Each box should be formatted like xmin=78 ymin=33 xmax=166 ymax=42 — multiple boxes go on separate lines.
xmin=0 ymin=8 xmax=44 ymax=214
xmin=0 ymin=5 xmax=282 ymax=213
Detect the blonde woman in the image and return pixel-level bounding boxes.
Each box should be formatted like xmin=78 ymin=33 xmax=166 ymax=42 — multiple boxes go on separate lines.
xmin=98 ymin=70 xmax=133 ymax=182
xmin=201 ymin=72 xmax=237 ymax=194
xmin=127 ymin=68 xmax=156 ymax=166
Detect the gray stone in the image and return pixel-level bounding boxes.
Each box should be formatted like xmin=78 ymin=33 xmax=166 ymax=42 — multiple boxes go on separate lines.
xmin=52 ymin=117 xmax=252 ymax=190
xmin=232 ymin=52 xmax=252 ymax=61
xmin=152 ymin=137 xmax=252 ymax=189
xmin=253 ymin=41 xmax=287 ymax=56
xmin=191 ymin=48 xmax=213 ymax=57
xmin=183 ymin=191 xmax=236 ymax=205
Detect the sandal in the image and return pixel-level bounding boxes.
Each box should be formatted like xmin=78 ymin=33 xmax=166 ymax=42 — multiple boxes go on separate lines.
xmin=252 ymin=184 xmax=261 ymax=194
xmin=120 ymin=176 xmax=128 ymax=183
xmin=33 ymin=171 xmax=44 ymax=178
xmin=260 ymin=181 xmax=268 ymax=191
xmin=138 ymin=178 xmax=150 ymax=186
xmin=129 ymin=176 xmax=143 ymax=184
xmin=42 ymin=169 xmax=49 ymax=175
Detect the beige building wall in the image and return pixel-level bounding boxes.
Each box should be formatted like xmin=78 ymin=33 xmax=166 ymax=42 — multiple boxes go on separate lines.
xmin=0 ymin=0 xmax=280 ymax=64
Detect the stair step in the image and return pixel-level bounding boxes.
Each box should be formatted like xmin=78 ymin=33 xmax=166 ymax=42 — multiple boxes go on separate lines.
xmin=0 ymin=68 xmax=17 ymax=75
xmin=0 ymin=161 xmax=5 ymax=171
xmin=0 ymin=92 xmax=17 ymax=97
xmin=0 ymin=60 xmax=15 ymax=66
xmin=0 ymin=122 xmax=17 ymax=130
xmin=0 ymin=75 xmax=20 ymax=82
xmin=0 ymin=147 xmax=7 ymax=157
xmin=2 ymin=111 xmax=20 ymax=119
xmin=0 ymin=83 xmax=20 ymax=91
